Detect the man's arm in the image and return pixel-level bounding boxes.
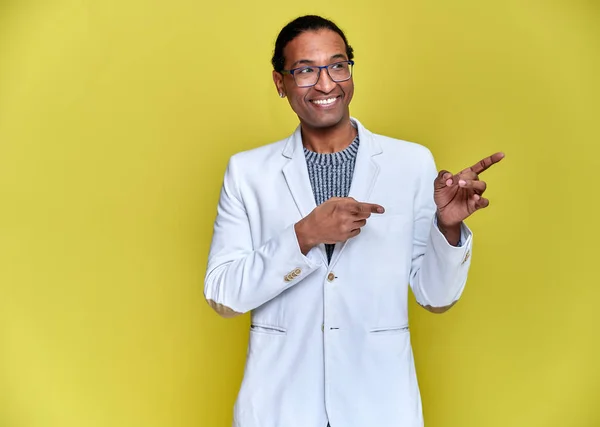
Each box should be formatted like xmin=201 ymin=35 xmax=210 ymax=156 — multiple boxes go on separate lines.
xmin=204 ymin=157 xmax=321 ymax=318
xmin=408 ymin=150 xmax=473 ymax=313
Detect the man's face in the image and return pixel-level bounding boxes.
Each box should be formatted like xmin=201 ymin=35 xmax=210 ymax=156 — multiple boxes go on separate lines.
xmin=273 ymin=29 xmax=354 ymax=130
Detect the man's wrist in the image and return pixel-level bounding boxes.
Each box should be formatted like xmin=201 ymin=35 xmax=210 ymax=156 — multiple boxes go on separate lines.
xmin=295 ymin=219 xmax=318 ymax=255
xmin=436 ymin=212 xmax=462 ymax=246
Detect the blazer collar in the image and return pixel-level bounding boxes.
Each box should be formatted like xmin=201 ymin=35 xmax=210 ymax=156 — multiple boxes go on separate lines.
xmin=281 ymin=117 xmax=382 ymax=160
xmin=281 ymin=118 xmax=383 ymax=265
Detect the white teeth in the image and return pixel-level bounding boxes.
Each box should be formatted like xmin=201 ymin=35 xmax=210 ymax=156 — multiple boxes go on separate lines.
xmin=312 ymin=97 xmax=337 ymax=105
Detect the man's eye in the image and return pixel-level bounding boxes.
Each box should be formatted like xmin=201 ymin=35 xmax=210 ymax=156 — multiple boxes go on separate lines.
xmin=298 ymin=67 xmax=315 ymax=74
xmin=331 ymin=62 xmax=348 ymax=70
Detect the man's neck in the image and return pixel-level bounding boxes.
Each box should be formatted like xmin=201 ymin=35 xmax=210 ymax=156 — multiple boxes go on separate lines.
xmin=300 ymin=119 xmax=357 ymax=154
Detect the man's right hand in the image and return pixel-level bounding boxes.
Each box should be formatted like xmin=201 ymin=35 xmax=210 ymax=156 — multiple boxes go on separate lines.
xmin=294 ymin=197 xmax=385 ymax=255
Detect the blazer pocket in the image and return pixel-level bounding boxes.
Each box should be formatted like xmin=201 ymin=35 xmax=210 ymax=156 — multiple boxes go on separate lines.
xmin=250 ymin=323 xmax=287 ymax=335
xmin=369 ymin=325 xmax=409 ymax=335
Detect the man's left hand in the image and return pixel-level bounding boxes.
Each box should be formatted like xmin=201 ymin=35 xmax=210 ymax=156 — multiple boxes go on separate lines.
xmin=434 ymin=152 xmax=505 ymax=231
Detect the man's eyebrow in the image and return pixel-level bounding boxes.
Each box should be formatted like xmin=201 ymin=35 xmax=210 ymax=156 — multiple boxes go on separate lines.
xmin=289 ymin=54 xmax=348 ymax=69
xmin=290 ymin=59 xmax=315 ymax=68
xmin=330 ymin=53 xmax=347 ymax=61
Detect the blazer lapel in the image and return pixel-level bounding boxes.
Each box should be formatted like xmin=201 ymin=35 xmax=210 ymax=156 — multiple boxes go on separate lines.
xmin=282 ymin=125 xmax=317 ymax=219
xmin=281 ymin=126 xmax=329 ymax=264
xmin=346 ymin=120 xmax=382 ymax=206
xmin=329 ymin=118 xmax=382 ymax=267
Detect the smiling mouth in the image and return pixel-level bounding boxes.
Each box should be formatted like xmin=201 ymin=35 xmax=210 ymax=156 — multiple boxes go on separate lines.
xmin=310 ymin=96 xmax=341 ymax=106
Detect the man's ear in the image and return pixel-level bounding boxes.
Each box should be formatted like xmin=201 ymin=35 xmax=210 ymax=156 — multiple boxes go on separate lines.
xmin=272 ymin=70 xmax=285 ymax=98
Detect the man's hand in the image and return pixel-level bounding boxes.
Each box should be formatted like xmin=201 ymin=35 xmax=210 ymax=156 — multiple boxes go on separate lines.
xmin=434 ymin=152 xmax=505 ymax=244
xmin=295 ymin=197 xmax=385 ymax=255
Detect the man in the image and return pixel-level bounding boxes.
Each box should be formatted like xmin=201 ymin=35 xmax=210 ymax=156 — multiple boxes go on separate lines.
xmin=204 ymin=15 xmax=503 ymax=427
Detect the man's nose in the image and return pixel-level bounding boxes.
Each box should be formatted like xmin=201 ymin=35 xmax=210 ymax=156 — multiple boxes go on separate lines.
xmin=313 ymin=67 xmax=336 ymax=93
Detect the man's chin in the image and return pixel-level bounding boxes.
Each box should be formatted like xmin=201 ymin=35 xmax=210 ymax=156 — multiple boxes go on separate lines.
xmin=300 ymin=113 xmax=348 ymax=130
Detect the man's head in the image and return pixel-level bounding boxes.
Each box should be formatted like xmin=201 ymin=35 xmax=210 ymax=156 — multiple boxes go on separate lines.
xmin=272 ymin=15 xmax=355 ymax=131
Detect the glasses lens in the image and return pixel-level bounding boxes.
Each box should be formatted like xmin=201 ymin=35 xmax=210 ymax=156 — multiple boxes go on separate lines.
xmin=294 ymin=67 xmax=319 ymax=87
xmin=328 ymin=62 xmax=352 ymax=81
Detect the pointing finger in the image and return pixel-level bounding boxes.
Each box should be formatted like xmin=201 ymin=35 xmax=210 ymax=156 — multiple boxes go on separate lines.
xmin=467 ymin=152 xmax=505 ymax=175
xmin=356 ymin=202 xmax=385 ymax=215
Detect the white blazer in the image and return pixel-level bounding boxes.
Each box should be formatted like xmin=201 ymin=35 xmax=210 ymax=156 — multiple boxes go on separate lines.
xmin=204 ymin=118 xmax=473 ymax=427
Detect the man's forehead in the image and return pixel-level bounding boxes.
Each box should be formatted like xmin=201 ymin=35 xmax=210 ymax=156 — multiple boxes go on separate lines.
xmin=285 ymin=30 xmax=347 ymax=60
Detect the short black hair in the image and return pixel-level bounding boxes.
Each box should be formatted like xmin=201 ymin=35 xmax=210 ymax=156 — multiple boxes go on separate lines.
xmin=271 ymin=15 xmax=354 ymax=72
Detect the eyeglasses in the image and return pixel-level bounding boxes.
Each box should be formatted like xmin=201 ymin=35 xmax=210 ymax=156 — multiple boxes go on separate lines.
xmin=281 ymin=60 xmax=354 ymax=88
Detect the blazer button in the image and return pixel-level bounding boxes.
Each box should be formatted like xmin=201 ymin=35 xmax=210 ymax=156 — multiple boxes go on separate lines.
xmin=293 ymin=268 xmax=302 ymax=275
xmin=462 ymin=250 xmax=471 ymax=265
xmin=327 ymin=272 xmax=335 ymax=282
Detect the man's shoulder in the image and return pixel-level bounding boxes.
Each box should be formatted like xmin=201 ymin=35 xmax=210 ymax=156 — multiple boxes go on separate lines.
xmin=228 ymin=137 xmax=288 ymax=166
xmin=371 ymin=132 xmax=434 ymax=160
xmin=354 ymin=118 xmax=431 ymax=158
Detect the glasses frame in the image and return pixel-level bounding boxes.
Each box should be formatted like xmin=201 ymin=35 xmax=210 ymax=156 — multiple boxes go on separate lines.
xmin=281 ymin=60 xmax=355 ymax=88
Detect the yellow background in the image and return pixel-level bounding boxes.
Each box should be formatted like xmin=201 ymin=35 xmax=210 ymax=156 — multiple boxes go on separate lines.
xmin=1 ymin=1 xmax=598 ymax=426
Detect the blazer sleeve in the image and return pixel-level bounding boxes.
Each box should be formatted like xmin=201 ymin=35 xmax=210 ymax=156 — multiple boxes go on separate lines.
xmin=409 ymin=149 xmax=473 ymax=309
xmin=204 ymin=156 xmax=322 ymax=317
